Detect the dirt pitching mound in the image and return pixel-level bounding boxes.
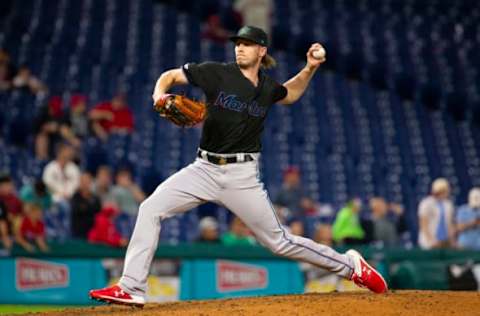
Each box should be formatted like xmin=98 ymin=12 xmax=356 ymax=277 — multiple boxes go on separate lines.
xmin=30 ymin=290 xmax=480 ymax=316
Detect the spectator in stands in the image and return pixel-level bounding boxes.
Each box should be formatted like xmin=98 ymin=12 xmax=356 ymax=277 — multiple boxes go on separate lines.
xmin=42 ymin=143 xmax=81 ymax=202
xmin=0 ymin=174 xmax=23 ymax=224
xmin=42 ymin=143 xmax=80 ymax=239
xmin=92 ymin=165 xmax=115 ymax=205
xmin=19 ymin=179 xmax=53 ymax=213
xmin=202 ymin=14 xmax=232 ymax=43
xmin=220 ymin=4 xmax=243 ymax=33
xmin=196 ymin=216 xmax=220 ymax=243
xmin=313 ymin=224 xmax=333 ymax=247
xmin=71 ymin=172 xmax=101 ymax=239
xmin=288 ymin=218 xmax=305 ymax=236
xmin=68 ymin=94 xmax=90 ymax=139
xmin=199 ymin=0 xmax=242 ymax=42
xmin=89 ymin=93 xmax=134 ymax=141
xmin=272 ymin=205 xmax=305 ymax=237
xmin=274 ymin=166 xmax=305 ymax=218
xmin=88 ymin=204 xmax=127 ymax=247
xmin=34 ymin=96 xmax=80 ymax=160
xmin=221 ymin=216 xmax=256 ymax=246
xmin=15 ymin=203 xmax=48 ymax=253
xmin=112 ymin=168 xmax=145 ymax=217
xmin=332 ymin=198 xmax=365 ymax=245
xmin=34 ymin=96 xmax=64 ymax=160
xmin=418 ymin=178 xmax=456 ymax=249
xmin=369 ymin=197 xmax=399 ymax=247
xmin=456 ymin=187 xmax=480 ymax=250
xmin=298 ymin=197 xmax=336 ymax=237
xmin=234 ymin=0 xmax=273 ymax=37
xmin=48 ymin=94 xmax=89 ymax=154
xmin=12 ymin=65 xmax=47 ymax=95
xmin=0 ymin=200 xmax=12 ymax=250
xmin=300 ymin=197 xmax=320 ymax=217
xmin=111 ymin=168 xmax=145 ymax=236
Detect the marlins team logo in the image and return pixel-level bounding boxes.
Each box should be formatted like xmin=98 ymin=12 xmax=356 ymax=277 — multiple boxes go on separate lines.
xmin=214 ymin=92 xmax=267 ymax=117
xmin=216 ymin=260 xmax=268 ymax=292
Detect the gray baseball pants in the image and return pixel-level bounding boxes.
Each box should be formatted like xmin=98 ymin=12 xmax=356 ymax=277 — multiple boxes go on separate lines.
xmin=119 ymin=152 xmax=354 ymax=295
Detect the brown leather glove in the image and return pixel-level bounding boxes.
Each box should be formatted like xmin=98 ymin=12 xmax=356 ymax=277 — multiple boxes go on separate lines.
xmin=154 ymin=94 xmax=206 ymax=127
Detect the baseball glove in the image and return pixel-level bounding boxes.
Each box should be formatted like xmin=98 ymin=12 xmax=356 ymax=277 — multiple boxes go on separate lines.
xmin=154 ymin=94 xmax=206 ymax=127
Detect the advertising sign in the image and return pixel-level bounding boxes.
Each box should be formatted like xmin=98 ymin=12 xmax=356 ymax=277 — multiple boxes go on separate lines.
xmin=16 ymin=258 xmax=69 ymax=291
xmin=181 ymin=259 xmax=303 ymax=300
xmin=216 ymin=260 xmax=268 ymax=292
xmin=0 ymin=258 xmax=106 ymax=304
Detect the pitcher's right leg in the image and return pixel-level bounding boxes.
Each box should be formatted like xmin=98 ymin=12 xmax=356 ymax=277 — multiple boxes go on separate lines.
xmin=90 ymin=159 xmax=220 ymax=305
xmin=118 ymin=183 xmax=200 ymax=295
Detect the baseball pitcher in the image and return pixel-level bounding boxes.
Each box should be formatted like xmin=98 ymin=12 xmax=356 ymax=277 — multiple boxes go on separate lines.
xmin=89 ymin=26 xmax=388 ymax=307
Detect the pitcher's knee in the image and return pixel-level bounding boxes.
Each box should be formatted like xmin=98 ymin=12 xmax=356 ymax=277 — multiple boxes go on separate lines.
xmin=137 ymin=201 xmax=150 ymax=216
xmin=138 ymin=196 xmax=169 ymax=219
xmin=266 ymin=236 xmax=294 ymax=257
xmin=264 ymin=229 xmax=306 ymax=257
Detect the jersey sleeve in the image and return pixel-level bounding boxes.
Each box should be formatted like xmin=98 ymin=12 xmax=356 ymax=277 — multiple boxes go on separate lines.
xmin=182 ymin=62 xmax=220 ymax=95
xmin=271 ymin=82 xmax=288 ymax=103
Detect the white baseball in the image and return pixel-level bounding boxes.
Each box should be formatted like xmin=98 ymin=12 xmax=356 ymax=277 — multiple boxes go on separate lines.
xmin=312 ymin=47 xmax=326 ymax=59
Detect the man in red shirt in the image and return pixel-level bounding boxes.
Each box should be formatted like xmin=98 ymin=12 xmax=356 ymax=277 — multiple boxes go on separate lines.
xmin=88 ymin=204 xmax=127 ymax=247
xmin=89 ymin=94 xmax=134 ymax=141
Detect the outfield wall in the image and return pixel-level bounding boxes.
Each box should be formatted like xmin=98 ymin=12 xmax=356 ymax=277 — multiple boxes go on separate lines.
xmin=0 ymin=242 xmax=478 ymax=304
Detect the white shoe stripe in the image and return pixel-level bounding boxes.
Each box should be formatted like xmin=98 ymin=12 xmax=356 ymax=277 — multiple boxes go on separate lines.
xmin=97 ymin=294 xmax=145 ymax=305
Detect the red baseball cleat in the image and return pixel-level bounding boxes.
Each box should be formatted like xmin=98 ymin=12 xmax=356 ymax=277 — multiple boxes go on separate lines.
xmin=347 ymin=249 xmax=388 ymax=294
xmin=89 ymin=284 xmax=145 ymax=307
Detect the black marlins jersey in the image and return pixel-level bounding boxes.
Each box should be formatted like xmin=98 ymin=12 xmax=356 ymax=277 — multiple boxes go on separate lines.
xmin=182 ymin=62 xmax=287 ymax=154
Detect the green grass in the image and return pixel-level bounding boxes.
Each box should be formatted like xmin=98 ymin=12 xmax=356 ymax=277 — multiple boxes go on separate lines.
xmin=0 ymin=305 xmax=85 ymax=315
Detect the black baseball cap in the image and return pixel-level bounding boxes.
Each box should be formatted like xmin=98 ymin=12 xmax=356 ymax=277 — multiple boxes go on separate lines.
xmin=230 ymin=25 xmax=268 ymax=47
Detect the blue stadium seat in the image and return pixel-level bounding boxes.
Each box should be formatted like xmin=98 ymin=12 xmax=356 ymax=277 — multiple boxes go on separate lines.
xmin=1 ymin=0 xmax=479 ymax=244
